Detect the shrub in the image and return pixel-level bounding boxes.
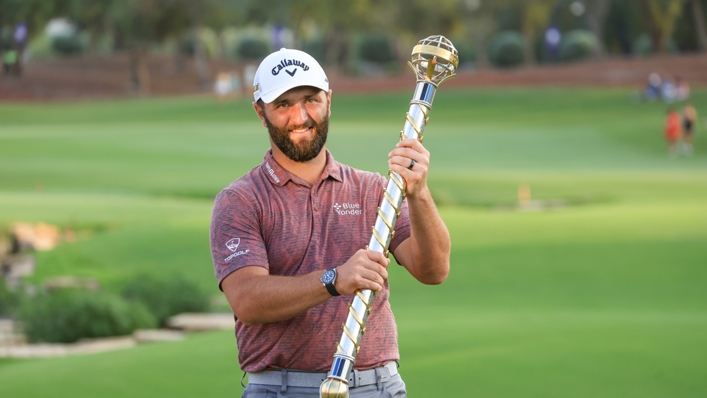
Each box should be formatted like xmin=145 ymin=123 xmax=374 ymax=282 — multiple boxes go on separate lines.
xmin=19 ymin=289 xmax=156 ymax=343
xmin=632 ymin=33 xmax=679 ymax=56
xmin=51 ymin=34 xmax=85 ymax=56
xmin=487 ymin=31 xmax=525 ymax=68
xmin=559 ymin=30 xmax=598 ymax=62
xmin=0 ymin=281 xmax=21 ymax=317
xmin=1 ymin=26 xmax=12 ymax=51
xmin=180 ymin=33 xmax=196 ymax=56
xmin=450 ymin=38 xmax=476 ymax=67
xmin=302 ymin=37 xmax=327 ymax=65
xmin=358 ymin=32 xmax=397 ymax=64
xmin=121 ymin=274 xmax=210 ymax=327
xmin=180 ymin=29 xmax=218 ymax=58
xmin=236 ymin=38 xmax=271 ymax=61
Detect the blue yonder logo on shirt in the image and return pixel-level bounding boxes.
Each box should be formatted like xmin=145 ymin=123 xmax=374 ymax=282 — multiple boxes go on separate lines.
xmin=334 ymin=202 xmax=362 ymax=215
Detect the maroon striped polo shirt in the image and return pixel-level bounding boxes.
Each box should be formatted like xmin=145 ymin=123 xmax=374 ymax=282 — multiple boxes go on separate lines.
xmin=210 ymin=149 xmax=410 ymax=372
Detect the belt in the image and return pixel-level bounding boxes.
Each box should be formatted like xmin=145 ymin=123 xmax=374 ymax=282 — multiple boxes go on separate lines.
xmin=247 ymin=362 xmax=398 ymax=389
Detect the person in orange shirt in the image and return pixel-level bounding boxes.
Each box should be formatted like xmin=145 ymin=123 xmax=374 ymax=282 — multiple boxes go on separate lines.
xmin=664 ymin=108 xmax=682 ymax=157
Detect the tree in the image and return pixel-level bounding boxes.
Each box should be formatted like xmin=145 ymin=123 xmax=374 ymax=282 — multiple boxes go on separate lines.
xmin=67 ymin=0 xmax=114 ymax=52
xmin=178 ymin=1 xmax=212 ymax=87
xmin=690 ymin=0 xmax=707 ymax=51
xmin=584 ymin=0 xmax=613 ymax=56
xmin=0 ymin=0 xmax=67 ymax=76
xmin=108 ymin=0 xmax=190 ymax=93
xmin=520 ymin=0 xmax=554 ymax=64
xmin=638 ymin=0 xmax=684 ymax=52
xmin=290 ymin=0 xmax=385 ymax=72
xmin=457 ymin=0 xmax=506 ymax=69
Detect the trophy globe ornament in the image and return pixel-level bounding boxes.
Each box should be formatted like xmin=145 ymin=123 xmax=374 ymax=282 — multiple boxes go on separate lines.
xmin=319 ymin=35 xmax=458 ymax=398
xmin=409 ymin=35 xmax=459 ymax=85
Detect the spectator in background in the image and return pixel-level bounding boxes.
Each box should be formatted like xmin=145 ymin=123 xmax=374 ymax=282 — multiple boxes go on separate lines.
xmin=676 ymin=77 xmax=690 ymax=102
xmin=661 ymin=76 xmax=677 ymax=103
xmin=242 ymin=64 xmax=257 ymax=97
xmin=643 ymin=73 xmax=662 ymax=101
xmin=682 ymin=104 xmax=698 ymax=156
xmin=2 ymin=49 xmax=17 ymax=76
xmin=664 ymin=108 xmax=682 ymax=158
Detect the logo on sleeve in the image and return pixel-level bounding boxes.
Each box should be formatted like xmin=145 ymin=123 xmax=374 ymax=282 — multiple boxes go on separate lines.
xmin=224 ymin=238 xmax=249 ymax=262
xmin=265 ymin=162 xmax=281 ymax=184
xmin=226 ymin=238 xmax=240 ymax=252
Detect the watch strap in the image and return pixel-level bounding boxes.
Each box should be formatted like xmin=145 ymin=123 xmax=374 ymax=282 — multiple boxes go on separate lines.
xmin=323 ymin=268 xmax=340 ymax=296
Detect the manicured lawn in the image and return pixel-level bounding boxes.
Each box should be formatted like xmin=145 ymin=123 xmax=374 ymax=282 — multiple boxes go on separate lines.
xmin=0 ymin=87 xmax=706 ymax=397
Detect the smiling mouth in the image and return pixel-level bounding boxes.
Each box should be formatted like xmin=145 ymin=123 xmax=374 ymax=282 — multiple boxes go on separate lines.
xmin=289 ymin=126 xmax=315 ymax=136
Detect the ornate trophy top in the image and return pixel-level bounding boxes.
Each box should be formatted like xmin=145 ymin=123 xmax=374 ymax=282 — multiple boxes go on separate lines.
xmin=409 ymin=35 xmax=459 ymax=86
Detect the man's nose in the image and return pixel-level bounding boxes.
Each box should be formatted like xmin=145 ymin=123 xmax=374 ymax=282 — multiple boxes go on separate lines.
xmin=289 ymin=102 xmax=310 ymax=125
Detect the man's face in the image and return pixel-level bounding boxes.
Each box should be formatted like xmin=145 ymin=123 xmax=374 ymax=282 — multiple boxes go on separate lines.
xmin=256 ymin=87 xmax=331 ymax=163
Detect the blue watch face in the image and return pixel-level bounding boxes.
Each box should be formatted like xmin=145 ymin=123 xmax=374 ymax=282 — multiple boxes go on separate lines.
xmin=322 ymin=269 xmax=335 ymax=284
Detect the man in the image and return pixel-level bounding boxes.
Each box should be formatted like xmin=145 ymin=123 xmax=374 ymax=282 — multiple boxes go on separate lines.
xmin=210 ymin=48 xmax=451 ymax=398
xmin=682 ymin=104 xmax=698 ymax=156
xmin=664 ymin=107 xmax=682 ymax=157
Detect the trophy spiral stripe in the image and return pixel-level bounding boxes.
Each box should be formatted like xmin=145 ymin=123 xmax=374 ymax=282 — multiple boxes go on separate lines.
xmin=376 ymin=207 xmax=394 ymax=231
xmin=320 ymin=35 xmax=458 ymax=398
xmin=383 ymin=190 xmax=400 ymax=216
xmin=405 ymin=112 xmax=423 ymax=140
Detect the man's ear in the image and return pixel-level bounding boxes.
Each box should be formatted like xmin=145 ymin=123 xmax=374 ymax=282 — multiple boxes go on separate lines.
xmin=253 ymin=101 xmax=267 ymax=127
xmin=327 ymin=89 xmax=333 ymax=117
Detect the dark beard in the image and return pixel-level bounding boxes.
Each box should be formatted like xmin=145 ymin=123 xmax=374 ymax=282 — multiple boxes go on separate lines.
xmin=263 ymin=112 xmax=329 ymax=163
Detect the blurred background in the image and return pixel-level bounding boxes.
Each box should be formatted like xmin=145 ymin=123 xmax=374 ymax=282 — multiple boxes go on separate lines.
xmin=1 ymin=1 xmax=706 ymax=397
xmin=1 ymin=0 xmax=707 ymax=98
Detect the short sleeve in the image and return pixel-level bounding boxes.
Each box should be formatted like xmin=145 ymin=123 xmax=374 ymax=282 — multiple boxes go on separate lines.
xmin=210 ymin=188 xmax=269 ymax=290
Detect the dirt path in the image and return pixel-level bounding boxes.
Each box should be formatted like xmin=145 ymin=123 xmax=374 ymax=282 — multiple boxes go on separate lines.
xmin=1 ymin=52 xmax=706 ymax=102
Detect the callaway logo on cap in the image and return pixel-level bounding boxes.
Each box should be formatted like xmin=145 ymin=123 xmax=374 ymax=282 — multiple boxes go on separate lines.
xmin=252 ymin=48 xmax=329 ymax=104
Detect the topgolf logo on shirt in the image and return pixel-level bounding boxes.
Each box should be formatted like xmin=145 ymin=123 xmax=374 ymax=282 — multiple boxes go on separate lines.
xmin=224 ymin=238 xmax=249 ymax=262
xmin=333 ymin=202 xmax=363 ymax=216
xmin=225 ymin=238 xmax=240 ymax=252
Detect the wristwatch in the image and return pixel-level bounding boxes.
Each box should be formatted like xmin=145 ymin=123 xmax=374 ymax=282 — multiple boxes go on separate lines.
xmin=321 ymin=267 xmax=340 ymax=296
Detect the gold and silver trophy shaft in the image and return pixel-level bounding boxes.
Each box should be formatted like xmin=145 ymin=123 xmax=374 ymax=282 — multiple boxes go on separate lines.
xmin=320 ymin=36 xmax=458 ymax=398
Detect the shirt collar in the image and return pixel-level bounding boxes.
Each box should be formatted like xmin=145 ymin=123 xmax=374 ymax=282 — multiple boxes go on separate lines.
xmin=260 ymin=149 xmax=343 ymax=187
xmin=322 ymin=150 xmax=343 ymax=183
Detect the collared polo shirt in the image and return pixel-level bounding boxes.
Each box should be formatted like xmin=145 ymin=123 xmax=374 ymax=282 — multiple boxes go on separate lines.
xmin=210 ymin=149 xmax=410 ymax=372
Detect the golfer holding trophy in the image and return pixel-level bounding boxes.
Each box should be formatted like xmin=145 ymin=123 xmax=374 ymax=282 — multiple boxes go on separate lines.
xmin=210 ymin=36 xmax=457 ymax=398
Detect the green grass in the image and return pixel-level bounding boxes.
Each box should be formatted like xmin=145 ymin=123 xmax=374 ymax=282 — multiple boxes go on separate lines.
xmin=1 ymin=87 xmax=706 ymax=397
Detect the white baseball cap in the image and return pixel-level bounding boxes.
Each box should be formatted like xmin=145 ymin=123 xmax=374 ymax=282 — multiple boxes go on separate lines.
xmin=252 ymin=48 xmax=329 ymax=103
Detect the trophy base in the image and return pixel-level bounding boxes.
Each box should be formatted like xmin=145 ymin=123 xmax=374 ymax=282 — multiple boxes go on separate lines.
xmin=320 ymin=377 xmax=349 ymax=398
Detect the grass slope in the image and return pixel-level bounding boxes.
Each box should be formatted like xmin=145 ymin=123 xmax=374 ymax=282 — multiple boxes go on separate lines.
xmin=0 ymin=88 xmax=706 ymax=397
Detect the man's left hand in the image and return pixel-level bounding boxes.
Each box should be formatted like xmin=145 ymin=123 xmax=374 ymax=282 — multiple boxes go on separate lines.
xmin=388 ymin=138 xmax=430 ymax=199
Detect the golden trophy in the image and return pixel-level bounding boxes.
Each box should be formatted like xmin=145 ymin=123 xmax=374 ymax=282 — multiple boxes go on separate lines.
xmin=320 ymin=35 xmax=459 ymax=398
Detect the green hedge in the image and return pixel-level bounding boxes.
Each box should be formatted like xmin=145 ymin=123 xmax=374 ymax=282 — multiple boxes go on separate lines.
xmin=358 ymin=32 xmax=396 ymax=64
xmin=632 ymin=33 xmax=679 ymax=56
xmin=302 ymin=37 xmax=327 ymax=65
xmin=487 ymin=31 xmax=525 ymax=68
xmin=52 ymin=34 xmax=86 ymax=56
xmin=121 ymin=274 xmax=210 ymax=327
xmin=452 ymin=39 xmax=475 ymax=66
xmin=0 ymin=281 xmax=21 ymax=317
xmin=19 ymin=289 xmax=156 ymax=343
xmin=236 ymin=38 xmax=271 ymax=61
xmin=559 ymin=30 xmax=598 ymax=62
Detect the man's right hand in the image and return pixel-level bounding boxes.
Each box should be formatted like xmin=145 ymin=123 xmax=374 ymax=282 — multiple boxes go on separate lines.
xmin=335 ymin=249 xmax=390 ymax=295
xmin=222 ymin=249 xmax=390 ymax=325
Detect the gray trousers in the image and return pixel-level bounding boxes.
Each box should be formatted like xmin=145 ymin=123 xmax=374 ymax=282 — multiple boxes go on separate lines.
xmin=242 ymin=373 xmax=407 ymax=398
